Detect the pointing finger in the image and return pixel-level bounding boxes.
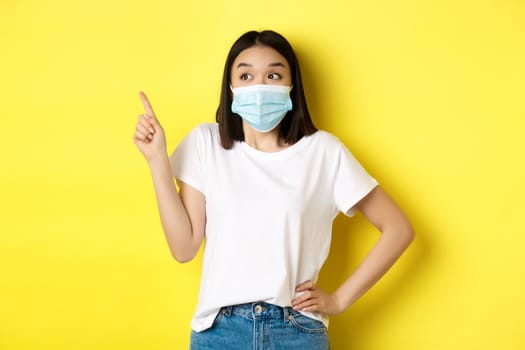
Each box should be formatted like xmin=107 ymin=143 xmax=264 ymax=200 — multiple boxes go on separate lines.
xmin=139 ymin=91 xmax=156 ymax=117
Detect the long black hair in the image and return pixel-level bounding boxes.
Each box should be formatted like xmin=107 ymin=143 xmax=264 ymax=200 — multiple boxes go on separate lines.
xmin=216 ymin=30 xmax=317 ymax=149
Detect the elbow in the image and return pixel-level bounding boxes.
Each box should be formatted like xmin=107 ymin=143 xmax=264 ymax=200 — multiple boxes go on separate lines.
xmin=173 ymin=256 xmax=192 ymax=264
xmin=171 ymin=250 xmax=197 ymax=264
xmin=402 ymin=221 xmax=415 ymax=247
xmin=407 ymin=228 xmax=415 ymax=245
xmin=385 ymin=219 xmax=415 ymax=248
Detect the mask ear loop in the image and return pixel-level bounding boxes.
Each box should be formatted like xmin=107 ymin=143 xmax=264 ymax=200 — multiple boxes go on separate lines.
xmin=229 ymin=84 xmax=235 ymax=100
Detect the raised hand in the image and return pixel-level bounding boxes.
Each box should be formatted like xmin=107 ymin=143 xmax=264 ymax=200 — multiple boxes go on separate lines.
xmin=134 ymin=91 xmax=167 ymax=162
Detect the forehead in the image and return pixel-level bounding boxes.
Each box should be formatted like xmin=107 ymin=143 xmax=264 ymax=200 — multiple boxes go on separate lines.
xmin=232 ymin=45 xmax=289 ymax=68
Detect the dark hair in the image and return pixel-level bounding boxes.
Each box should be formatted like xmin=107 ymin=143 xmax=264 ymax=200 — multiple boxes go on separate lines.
xmin=216 ymin=30 xmax=317 ymax=149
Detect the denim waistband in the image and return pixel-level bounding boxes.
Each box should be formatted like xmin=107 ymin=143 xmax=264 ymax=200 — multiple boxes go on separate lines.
xmin=220 ymin=302 xmax=295 ymax=322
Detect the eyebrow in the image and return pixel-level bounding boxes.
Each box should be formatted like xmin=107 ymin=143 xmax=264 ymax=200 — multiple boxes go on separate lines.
xmin=235 ymin=62 xmax=286 ymax=69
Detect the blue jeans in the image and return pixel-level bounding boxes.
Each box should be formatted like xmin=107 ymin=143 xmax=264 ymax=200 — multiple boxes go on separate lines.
xmin=189 ymin=301 xmax=330 ymax=349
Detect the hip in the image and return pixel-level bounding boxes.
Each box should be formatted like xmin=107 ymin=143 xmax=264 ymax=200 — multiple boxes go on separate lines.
xmin=190 ymin=301 xmax=330 ymax=350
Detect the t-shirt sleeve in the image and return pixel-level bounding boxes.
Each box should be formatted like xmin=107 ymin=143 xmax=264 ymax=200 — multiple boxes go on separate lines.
xmin=333 ymin=143 xmax=378 ymax=217
xmin=169 ymin=125 xmax=206 ymax=195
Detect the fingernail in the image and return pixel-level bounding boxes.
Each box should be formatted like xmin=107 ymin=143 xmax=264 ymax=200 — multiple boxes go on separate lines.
xmin=149 ymin=127 xmax=155 ymax=133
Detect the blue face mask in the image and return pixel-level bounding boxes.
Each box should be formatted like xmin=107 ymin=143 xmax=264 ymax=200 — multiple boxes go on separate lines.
xmin=231 ymin=84 xmax=293 ymax=133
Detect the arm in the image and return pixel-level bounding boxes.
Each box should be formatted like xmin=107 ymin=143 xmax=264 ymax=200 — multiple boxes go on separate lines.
xmin=148 ymin=155 xmax=206 ymax=263
xmin=134 ymin=91 xmax=206 ymax=263
xmin=292 ymin=186 xmax=415 ymax=314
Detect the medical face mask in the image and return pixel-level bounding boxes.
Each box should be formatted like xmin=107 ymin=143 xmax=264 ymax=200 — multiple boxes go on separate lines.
xmin=231 ymin=84 xmax=293 ymax=133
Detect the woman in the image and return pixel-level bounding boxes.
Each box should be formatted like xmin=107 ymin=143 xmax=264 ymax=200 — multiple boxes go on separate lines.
xmin=133 ymin=30 xmax=414 ymax=350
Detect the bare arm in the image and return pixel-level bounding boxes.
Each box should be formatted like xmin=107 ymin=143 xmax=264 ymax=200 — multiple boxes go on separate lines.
xmin=331 ymin=185 xmax=415 ymax=310
xmin=148 ymin=155 xmax=206 ymax=262
xmin=134 ymin=91 xmax=206 ymax=263
xmin=293 ymin=186 xmax=415 ymax=313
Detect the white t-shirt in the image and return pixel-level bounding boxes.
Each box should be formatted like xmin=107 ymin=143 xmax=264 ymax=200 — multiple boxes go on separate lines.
xmin=169 ymin=122 xmax=378 ymax=332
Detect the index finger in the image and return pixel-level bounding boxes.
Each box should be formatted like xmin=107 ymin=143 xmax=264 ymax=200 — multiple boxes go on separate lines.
xmin=139 ymin=91 xmax=156 ymax=117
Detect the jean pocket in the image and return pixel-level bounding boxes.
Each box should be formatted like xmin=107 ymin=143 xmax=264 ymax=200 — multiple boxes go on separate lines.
xmin=287 ymin=311 xmax=327 ymax=334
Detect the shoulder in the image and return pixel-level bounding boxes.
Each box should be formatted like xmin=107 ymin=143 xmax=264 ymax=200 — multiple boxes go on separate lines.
xmin=305 ymin=129 xmax=364 ymax=165
xmin=191 ymin=122 xmax=219 ymax=137
xmin=184 ymin=122 xmax=220 ymax=144
xmin=308 ymin=129 xmax=345 ymax=151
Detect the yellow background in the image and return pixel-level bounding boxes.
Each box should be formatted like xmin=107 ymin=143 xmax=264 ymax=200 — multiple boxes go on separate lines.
xmin=1 ymin=0 xmax=524 ymax=349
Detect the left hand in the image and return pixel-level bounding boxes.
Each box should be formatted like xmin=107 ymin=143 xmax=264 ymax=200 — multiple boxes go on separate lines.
xmin=291 ymin=280 xmax=344 ymax=315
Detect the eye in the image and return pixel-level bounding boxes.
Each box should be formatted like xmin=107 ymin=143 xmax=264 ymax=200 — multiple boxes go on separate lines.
xmin=240 ymin=73 xmax=252 ymax=81
xmin=268 ymin=73 xmax=281 ymax=80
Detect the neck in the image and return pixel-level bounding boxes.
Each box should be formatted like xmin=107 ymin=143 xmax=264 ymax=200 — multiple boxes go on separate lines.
xmin=242 ymin=122 xmax=288 ymax=152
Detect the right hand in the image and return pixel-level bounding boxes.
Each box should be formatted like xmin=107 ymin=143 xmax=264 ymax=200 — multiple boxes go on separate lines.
xmin=134 ymin=91 xmax=167 ymax=162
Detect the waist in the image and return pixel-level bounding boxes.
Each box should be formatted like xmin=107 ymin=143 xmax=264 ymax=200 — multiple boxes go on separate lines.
xmin=221 ymin=301 xmax=294 ymax=321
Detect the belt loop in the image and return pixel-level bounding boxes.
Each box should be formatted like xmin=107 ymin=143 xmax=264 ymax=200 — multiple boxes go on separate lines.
xmin=222 ymin=305 xmax=232 ymax=317
xmin=283 ymin=306 xmax=292 ymax=322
